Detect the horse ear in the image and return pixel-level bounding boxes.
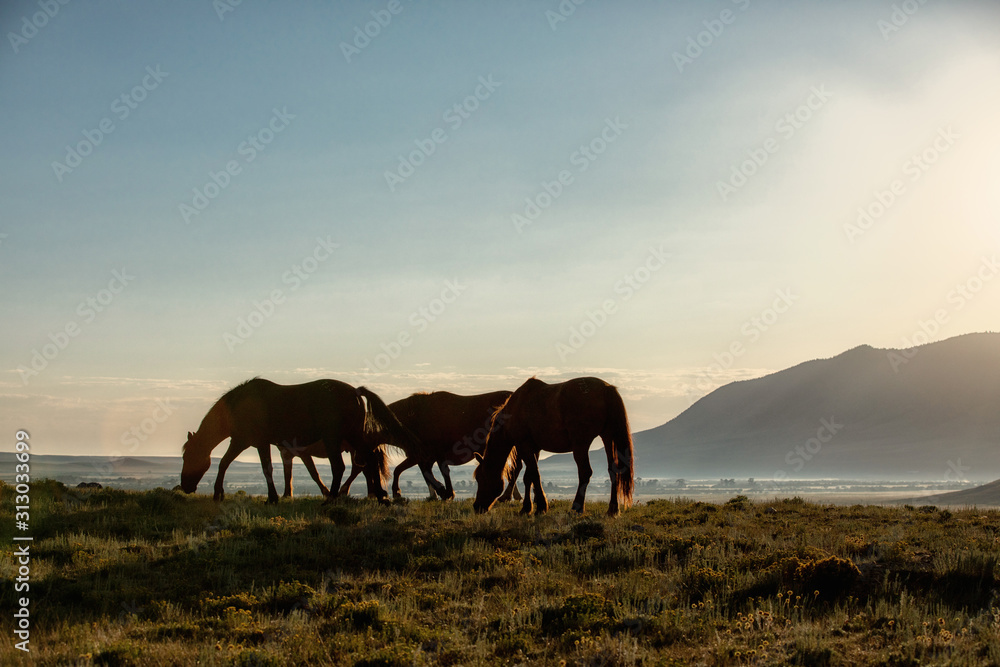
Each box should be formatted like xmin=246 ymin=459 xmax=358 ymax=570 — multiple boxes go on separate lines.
xmin=474 ymin=453 xmax=484 ymax=464
xmin=187 ymin=431 xmax=195 ymax=440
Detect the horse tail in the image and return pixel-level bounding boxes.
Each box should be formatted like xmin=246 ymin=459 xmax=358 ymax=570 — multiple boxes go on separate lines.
xmin=356 ymin=386 xmax=422 ymax=457
xmin=371 ymin=445 xmax=390 ymax=486
xmin=606 ymin=384 xmax=634 ymax=509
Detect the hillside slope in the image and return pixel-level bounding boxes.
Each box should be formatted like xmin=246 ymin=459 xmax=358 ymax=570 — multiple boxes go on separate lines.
xmin=630 ymin=333 xmax=1000 ymax=479
xmin=541 ymin=333 xmax=1000 ymax=481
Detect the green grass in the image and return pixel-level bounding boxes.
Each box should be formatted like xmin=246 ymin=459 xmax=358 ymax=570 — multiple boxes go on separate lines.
xmin=3 ymin=480 xmax=1000 ymax=665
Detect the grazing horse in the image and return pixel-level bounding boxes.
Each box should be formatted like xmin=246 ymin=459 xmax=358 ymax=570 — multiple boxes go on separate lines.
xmin=473 ymin=377 xmax=634 ymax=516
xmin=180 ymin=378 xmax=418 ymax=503
xmin=378 ymin=390 xmax=523 ymax=500
xmin=277 ymin=390 xmax=522 ymax=501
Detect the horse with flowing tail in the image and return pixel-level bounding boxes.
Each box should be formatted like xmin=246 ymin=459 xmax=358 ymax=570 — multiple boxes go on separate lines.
xmin=180 ymin=378 xmax=418 ymax=503
xmin=473 ymin=376 xmax=634 ymax=516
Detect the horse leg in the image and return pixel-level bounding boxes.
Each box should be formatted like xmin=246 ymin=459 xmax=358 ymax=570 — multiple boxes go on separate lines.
xmin=256 ymin=444 xmax=280 ymax=504
xmin=301 ymin=454 xmax=331 ymax=498
xmin=213 ymin=440 xmax=247 ymax=502
xmin=416 ymin=460 xmax=449 ymax=500
xmin=604 ymin=439 xmax=620 ymax=517
xmin=279 ymin=448 xmax=294 ymax=498
xmin=531 ymin=452 xmax=548 ymax=515
xmin=498 ymin=457 xmax=523 ymax=503
xmin=359 ymin=449 xmax=389 ymax=500
xmin=438 ymin=462 xmax=456 ymax=501
xmin=392 ymin=457 xmax=415 ymax=498
xmin=521 ymin=452 xmax=546 ymax=515
xmin=571 ymin=448 xmax=593 ymax=514
xmin=339 ymin=453 xmax=362 ymax=496
xmin=323 ymin=439 xmax=346 ymax=504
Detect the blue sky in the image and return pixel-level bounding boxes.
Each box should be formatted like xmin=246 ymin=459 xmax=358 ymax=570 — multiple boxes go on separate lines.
xmin=2 ymin=0 xmax=998 ymax=459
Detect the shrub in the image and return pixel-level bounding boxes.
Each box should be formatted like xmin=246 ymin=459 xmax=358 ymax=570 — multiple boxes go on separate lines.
xmin=541 ymin=593 xmax=615 ymax=635
xmin=230 ymin=647 xmax=282 ymax=667
xmin=263 ymin=579 xmax=316 ymax=613
xmin=794 ymin=556 xmax=861 ymax=598
xmin=340 ymin=600 xmax=383 ymax=630
xmin=94 ymin=642 xmax=143 ymax=667
xmin=682 ymin=566 xmax=727 ymax=601
xmin=201 ymin=592 xmax=258 ymax=615
xmin=726 ymin=495 xmax=750 ymax=509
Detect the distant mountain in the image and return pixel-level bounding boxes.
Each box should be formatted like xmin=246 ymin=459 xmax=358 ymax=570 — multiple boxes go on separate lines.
xmin=898 ymin=478 xmax=1000 ymax=507
xmin=0 ymin=454 xmax=186 ymax=480
xmin=628 ymin=333 xmax=1000 ymax=480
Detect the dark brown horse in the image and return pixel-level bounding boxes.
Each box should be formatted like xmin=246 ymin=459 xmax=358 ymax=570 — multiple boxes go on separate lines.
xmin=330 ymin=390 xmax=521 ymax=500
xmin=473 ymin=377 xmax=634 ymax=516
xmin=180 ymin=378 xmax=417 ymax=503
xmin=381 ymin=390 xmax=521 ymax=500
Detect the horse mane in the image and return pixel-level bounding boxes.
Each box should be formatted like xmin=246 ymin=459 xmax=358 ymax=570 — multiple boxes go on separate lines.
xmin=500 ymin=446 xmax=518 ymax=483
xmin=183 ymin=380 xmax=250 ymax=457
xmin=473 ymin=397 xmax=516 ymax=483
xmin=220 ymin=376 xmax=261 ymax=407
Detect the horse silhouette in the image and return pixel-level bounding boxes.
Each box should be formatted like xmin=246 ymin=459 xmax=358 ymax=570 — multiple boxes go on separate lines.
xmin=473 ymin=376 xmax=634 ymax=516
xmin=180 ymin=378 xmax=418 ymax=503
xmin=322 ymin=390 xmax=523 ymax=501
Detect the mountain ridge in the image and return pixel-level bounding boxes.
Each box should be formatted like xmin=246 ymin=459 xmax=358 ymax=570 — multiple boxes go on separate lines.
xmin=630 ymin=332 xmax=1000 ymax=479
xmin=540 ymin=332 xmax=1000 ymax=481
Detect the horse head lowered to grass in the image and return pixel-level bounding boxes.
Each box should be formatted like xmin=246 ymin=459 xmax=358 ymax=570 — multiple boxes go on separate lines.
xmin=473 ymin=376 xmax=634 ymax=516
xmin=180 ymin=377 xmax=419 ymax=503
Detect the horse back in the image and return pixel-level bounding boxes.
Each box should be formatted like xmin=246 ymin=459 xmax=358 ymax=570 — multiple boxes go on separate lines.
xmin=512 ymin=377 xmax=614 ymax=450
xmin=391 ymin=390 xmax=512 ymax=462
xmin=229 ymin=379 xmax=364 ymax=444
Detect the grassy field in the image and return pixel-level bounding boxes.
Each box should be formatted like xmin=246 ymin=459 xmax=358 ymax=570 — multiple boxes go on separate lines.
xmin=2 ymin=481 xmax=1000 ymax=666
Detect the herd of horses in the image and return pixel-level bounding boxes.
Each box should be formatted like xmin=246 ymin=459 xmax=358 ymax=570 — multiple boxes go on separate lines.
xmin=180 ymin=376 xmax=635 ymax=515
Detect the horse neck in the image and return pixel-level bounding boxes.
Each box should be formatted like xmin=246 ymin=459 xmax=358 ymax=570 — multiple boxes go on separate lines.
xmin=191 ymin=400 xmax=232 ymax=457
